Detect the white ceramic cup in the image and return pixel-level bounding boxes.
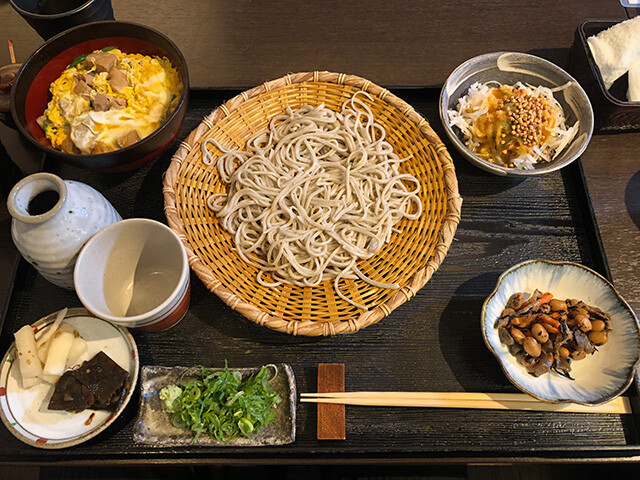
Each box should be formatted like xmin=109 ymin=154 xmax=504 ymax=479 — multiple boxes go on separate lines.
xmin=74 ymin=218 xmax=190 ymax=331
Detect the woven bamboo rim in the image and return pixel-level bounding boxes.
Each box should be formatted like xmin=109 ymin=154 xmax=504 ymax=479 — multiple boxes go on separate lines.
xmin=164 ymin=71 xmax=462 ymax=336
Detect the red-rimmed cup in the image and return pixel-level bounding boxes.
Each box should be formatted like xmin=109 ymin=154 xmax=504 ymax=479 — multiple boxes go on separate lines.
xmin=74 ymin=218 xmax=190 ymax=331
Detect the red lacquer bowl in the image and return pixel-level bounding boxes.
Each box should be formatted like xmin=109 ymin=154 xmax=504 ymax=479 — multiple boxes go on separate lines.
xmin=10 ymin=21 xmax=189 ymax=171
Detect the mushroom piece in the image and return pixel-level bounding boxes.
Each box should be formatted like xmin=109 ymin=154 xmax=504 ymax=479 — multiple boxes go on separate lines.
xmin=498 ymin=327 xmax=514 ymax=346
xmin=554 ymin=356 xmax=573 ymax=379
xmin=530 ymin=352 xmax=554 ymax=377
xmin=573 ymin=330 xmax=596 ymax=355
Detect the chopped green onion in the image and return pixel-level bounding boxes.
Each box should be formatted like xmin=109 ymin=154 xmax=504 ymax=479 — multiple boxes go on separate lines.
xmin=160 ymin=363 xmax=281 ymax=443
xmin=67 ymin=54 xmax=89 ymax=70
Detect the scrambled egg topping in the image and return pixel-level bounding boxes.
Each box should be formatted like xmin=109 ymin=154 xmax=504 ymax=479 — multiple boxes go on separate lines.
xmin=41 ymin=48 xmax=182 ymax=154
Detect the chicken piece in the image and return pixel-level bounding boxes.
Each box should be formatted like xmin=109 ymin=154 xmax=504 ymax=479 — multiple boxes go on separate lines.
xmin=58 ymin=97 xmax=71 ymax=114
xmin=92 ymin=93 xmax=109 ymax=111
xmin=91 ymin=142 xmax=110 ymax=154
xmin=77 ymin=72 xmax=95 ymax=86
xmin=108 ymin=68 xmax=129 ymax=93
xmin=59 ymin=138 xmax=80 ymax=154
xmin=84 ymin=51 xmax=117 ymax=73
xmin=36 ymin=115 xmax=46 ymax=130
xmin=74 ymin=79 xmax=94 ymax=100
xmin=112 ymin=96 xmax=127 ymax=109
xmin=92 ymin=93 xmax=126 ymax=112
xmin=116 ymin=130 xmax=141 ymax=148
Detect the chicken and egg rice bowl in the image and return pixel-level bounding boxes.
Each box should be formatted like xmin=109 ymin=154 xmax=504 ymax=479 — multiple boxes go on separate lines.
xmin=37 ymin=47 xmax=182 ymax=155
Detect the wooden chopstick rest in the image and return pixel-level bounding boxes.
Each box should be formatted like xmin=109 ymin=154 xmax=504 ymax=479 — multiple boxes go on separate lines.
xmin=317 ymin=363 xmax=345 ymax=440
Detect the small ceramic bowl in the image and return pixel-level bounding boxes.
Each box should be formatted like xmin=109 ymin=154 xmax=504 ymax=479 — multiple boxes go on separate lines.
xmin=74 ymin=219 xmax=190 ymax=331
xmin=482 ymin=260 xmax=640 ymax=405
xmin=440 ymin=52 xmax=594 ymax=176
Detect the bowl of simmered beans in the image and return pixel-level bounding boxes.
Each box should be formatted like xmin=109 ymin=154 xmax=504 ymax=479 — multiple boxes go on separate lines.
xmin=482 ymin=260 xmax=640 ymax=405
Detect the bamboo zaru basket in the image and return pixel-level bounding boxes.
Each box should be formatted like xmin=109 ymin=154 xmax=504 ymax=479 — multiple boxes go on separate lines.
xmin=163 ymin=72 xmax=462 ymax=336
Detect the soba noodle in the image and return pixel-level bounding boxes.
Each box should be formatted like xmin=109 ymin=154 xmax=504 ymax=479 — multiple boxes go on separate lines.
xmin=202 ymin=91 xmax=422 ymax=310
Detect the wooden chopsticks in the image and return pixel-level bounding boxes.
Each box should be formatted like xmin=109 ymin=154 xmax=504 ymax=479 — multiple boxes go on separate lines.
xmin=300 ymin=391 xmax=632 ymax=414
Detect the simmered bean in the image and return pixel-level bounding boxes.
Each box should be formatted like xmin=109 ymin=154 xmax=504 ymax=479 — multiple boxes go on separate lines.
xmin=531 ymin=323 xmax=549 ymax=343
xmin=575 ymin=316 xmax=592 ymax=333
xmin=588 ymin=331 xmax=609 ymax=345
xmin=510 ymin=328 xmax=526 ymax=345
xmin=571 ymin=350 xmax=587 ymax=360
xmin=574 ymin=307 xmax=589 ymax=317
xmin=497 ymin=291 xmax=612 ymax=379
xmin=523 ymin=337 xmax=541 ymax=357
xmin=549 ymin=299 xmax=567 ymax=312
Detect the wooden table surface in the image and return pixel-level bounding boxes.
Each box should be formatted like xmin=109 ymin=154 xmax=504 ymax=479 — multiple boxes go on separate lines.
xmin=2 ymin=0 xmax=640 ymax=465
xmin=581 ymin=133 xmax=640 ymax=317
xmin=0 ymin=0 xmax=627 ymax=89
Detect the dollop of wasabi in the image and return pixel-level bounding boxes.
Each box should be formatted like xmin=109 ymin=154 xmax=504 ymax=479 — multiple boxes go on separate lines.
xmin=159 ymin=384 xmax=182 ymax=413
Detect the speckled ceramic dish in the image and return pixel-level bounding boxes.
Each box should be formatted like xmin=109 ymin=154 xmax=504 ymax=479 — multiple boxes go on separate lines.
xmin=0 ymin=308 xmax=139 ymax=449
xmin=134 ymin=364 xmax=296 ymax=446
xmin=440 ymin=52 xmax=593 ymax=176
xmin=482 ymin=260 xmax=640 ymax=405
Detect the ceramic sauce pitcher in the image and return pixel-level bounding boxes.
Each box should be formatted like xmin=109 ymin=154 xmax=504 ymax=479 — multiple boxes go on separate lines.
xmin=7 ymin=173 xmax=121 ymax=289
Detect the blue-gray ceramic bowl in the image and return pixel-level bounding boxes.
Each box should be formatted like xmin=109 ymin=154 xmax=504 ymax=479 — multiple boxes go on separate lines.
xmin=440 ymin=52 xmax=593 ymax=177
xmin=482 ymin=260 xmax=640 ymax=405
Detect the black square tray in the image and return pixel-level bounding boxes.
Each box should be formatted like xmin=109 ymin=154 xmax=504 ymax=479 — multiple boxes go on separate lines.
xmin=0 ymin=89 xmax=638 ymax=465
xmin=570 ymin=19 xmax=640 ymax=132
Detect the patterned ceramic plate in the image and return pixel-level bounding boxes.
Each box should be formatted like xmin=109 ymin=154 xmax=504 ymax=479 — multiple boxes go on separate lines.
xmin=482 ymin=260 xmax=640 ymax=405
xmin=134 ymin=364 xmax=296 ymax=446
xmin=0 ymin=308 xmax=139 ymax=449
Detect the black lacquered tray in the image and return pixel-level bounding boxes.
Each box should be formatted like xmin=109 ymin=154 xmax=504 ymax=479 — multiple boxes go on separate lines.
xmin=0 ymin=89 xmax=638 ymax=465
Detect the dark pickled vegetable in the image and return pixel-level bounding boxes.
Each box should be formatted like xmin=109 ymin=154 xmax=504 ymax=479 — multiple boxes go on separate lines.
xmin=48 ymin=351 xmax=129 ymax=412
